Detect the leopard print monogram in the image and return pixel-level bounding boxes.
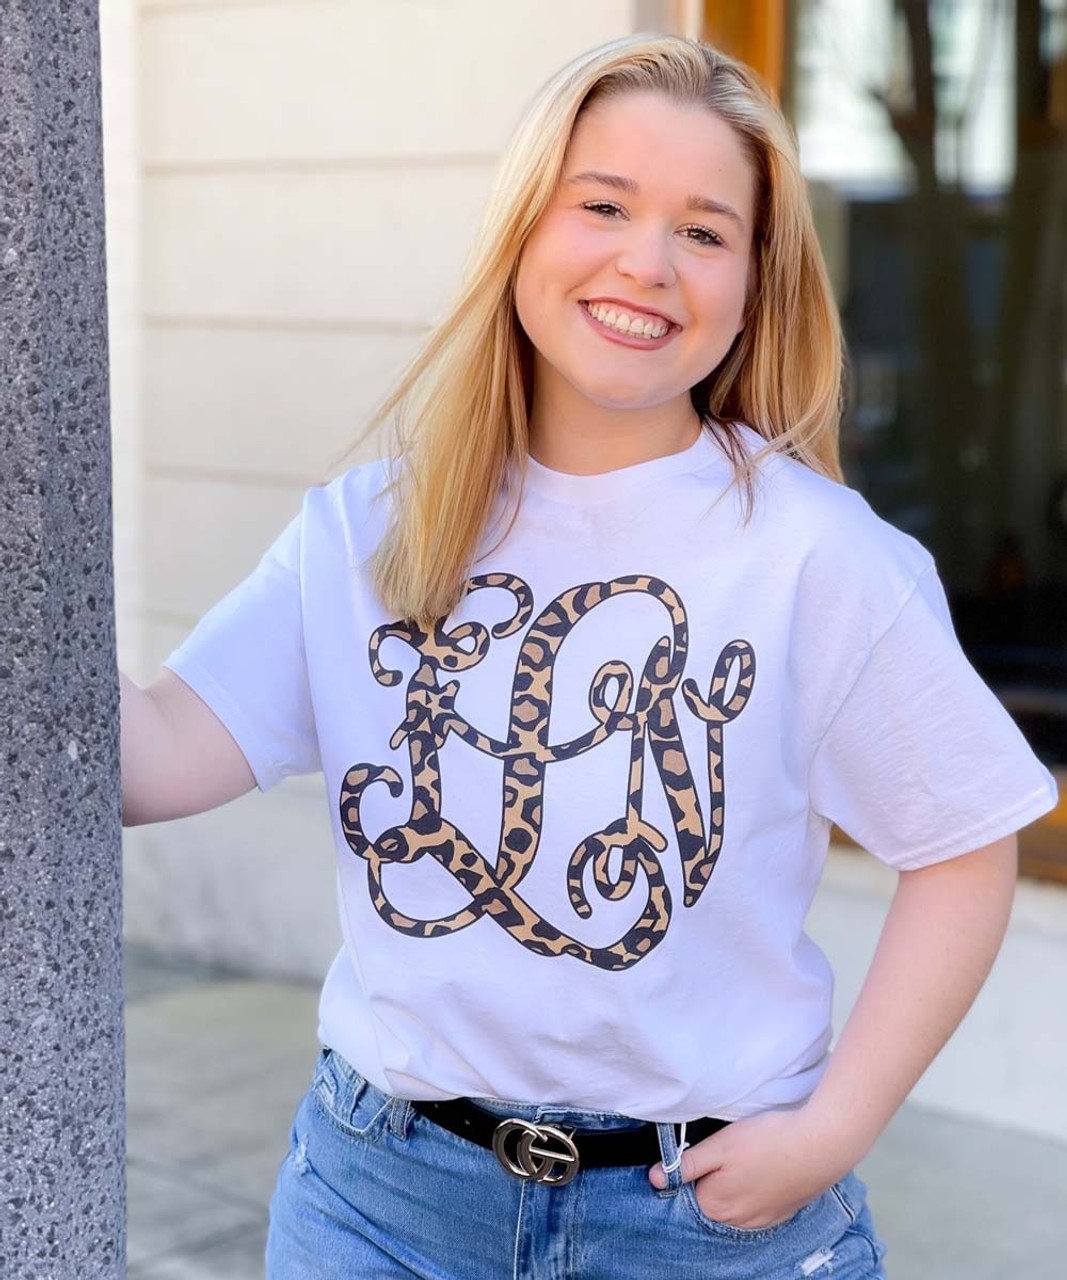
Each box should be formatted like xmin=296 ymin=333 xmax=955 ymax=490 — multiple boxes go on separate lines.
xmin=339 ymin=572 xmax=755 ymax=971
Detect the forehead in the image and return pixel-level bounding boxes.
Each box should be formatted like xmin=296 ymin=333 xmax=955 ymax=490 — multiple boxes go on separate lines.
xmin=564 ymin=91 xmax=756 ymax=222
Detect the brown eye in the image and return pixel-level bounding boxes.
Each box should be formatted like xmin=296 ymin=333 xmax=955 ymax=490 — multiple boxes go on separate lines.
xmin=683 ymin=226 xmax=724 ymax=247
xmin=583 ymin=202 xmax=723 ymax=248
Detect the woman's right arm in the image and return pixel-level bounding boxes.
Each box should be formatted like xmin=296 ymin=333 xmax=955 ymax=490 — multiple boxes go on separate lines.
xmin=119 ymin=668 xmax=257 ymax=827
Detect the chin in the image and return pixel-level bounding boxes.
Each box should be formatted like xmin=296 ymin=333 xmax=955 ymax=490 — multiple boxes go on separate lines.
xmin=563 ymin=372 xmax=664 ymax=409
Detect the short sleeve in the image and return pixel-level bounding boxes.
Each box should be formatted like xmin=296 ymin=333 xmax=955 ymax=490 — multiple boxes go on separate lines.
xmin=808 ymin=563 xmax=1059 ymax=870
xmin=161 ymin=509 xmax=321 ymax=792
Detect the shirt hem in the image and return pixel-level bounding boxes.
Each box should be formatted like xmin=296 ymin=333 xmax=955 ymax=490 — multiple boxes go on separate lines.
xmin=160 ymin=652 xmax=282 ymax=792
xmin=879 ymin=774 xmax=1059 ymax=870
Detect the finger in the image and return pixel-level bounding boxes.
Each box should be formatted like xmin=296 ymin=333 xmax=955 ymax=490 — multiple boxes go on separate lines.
xmin=679 ymin=1145 xmax=724 ymax=1185
xmin=649 ymin=1142 xmax=723 ymax=1188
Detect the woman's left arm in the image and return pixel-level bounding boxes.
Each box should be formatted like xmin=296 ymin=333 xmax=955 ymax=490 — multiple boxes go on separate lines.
xmin=650 ymin=834 xmax=1020 ymax=1223
xmin=801 ymin=832 xmax=1018 ymax=1160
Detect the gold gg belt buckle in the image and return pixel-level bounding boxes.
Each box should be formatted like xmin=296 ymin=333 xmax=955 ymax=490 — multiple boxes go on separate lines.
xmin=491 ymin=1117 xmax=580 ymax=1186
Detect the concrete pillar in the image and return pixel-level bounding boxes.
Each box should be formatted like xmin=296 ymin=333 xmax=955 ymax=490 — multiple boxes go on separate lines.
xmin=0 ymin=3 xmax=125 ymax=1276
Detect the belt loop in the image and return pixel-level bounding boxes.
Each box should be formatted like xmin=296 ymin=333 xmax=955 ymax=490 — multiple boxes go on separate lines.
xmin=388 ymin=1096 xmax=414 ymax=1140
xmin=654 ymin=1122 xmax=686 ymax=1198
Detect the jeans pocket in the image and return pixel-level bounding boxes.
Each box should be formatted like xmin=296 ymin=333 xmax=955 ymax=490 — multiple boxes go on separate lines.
xmin=310 ymin=1046 xmax=393 ymax=1142
xmin=681 ymin=1176 xmax=832 ymax=1242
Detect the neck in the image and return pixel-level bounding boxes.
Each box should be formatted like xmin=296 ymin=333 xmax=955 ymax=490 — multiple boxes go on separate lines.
xmin=526 ymin=385 xmax=703 ymax=477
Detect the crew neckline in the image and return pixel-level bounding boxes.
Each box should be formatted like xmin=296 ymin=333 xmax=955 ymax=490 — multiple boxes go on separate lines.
xmin=517 ymin=423 xmax=732 ymax=507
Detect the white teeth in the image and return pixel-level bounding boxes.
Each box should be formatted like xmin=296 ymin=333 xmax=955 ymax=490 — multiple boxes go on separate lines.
xmin=586 ymin=302 xmax=670 ymax=340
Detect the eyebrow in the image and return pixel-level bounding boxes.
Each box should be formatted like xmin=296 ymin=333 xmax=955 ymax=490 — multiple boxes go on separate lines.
xmin=563 ymin=169 xmax=746 ymax=230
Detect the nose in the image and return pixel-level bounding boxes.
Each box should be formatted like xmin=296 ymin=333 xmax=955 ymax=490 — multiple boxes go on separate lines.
xmin=614 ymin=225 xmax=677 ymax=290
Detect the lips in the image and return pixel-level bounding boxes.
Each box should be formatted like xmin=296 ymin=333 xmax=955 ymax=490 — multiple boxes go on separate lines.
xmin=577 ymin=299 xmax=680 ymax=350
xmin=580 ymin=296 xmax=681 ymax=328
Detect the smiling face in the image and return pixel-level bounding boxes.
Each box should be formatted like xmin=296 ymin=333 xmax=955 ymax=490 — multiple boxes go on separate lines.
xmin=514 ymin=90 xmax=758 ymax=445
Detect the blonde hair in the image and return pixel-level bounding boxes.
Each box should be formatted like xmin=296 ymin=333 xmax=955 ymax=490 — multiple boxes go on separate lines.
xmin=328 ymin=32 xmax=845 ymax=628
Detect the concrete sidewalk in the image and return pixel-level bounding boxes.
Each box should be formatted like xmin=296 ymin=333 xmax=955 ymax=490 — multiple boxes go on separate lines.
xmin=125 ymin=944 xmax=1067 ymax=1278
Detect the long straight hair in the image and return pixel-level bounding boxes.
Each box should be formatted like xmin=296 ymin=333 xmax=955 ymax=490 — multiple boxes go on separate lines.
xmin=328 ymin=33 xmax=845 ymax=629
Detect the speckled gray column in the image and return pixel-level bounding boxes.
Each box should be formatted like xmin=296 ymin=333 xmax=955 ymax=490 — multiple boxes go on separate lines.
xmin=0 ymin=3 xmax=125 ymax=1276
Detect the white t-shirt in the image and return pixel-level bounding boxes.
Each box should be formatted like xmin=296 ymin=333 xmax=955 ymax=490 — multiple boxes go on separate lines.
xmin=162 ymin=422 xmax=1058 ymax=1122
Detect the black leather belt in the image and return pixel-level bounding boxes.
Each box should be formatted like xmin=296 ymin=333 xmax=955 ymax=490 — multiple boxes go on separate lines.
xmin=410 ymin=1096 xmax=732 ymax=1186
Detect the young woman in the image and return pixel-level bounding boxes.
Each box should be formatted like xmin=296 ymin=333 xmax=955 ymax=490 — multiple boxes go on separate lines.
xmin=121 ymin=32 xmax=1058 ymax=1280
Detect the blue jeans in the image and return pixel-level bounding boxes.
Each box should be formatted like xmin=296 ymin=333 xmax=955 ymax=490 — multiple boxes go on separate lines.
xmin=266 ymin=1046 xmax=889 ymax=1278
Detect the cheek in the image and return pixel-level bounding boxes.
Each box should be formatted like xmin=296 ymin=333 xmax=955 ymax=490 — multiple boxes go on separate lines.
xmin=690 ymin=260 xmax=750 ymax=326
xmin=513 ymin=240 xmax=546 ymax=329
xmin=521 ymin=217 xmax=605 ymax=298
xmin=555 ymin=221 xmax=610 ymax=268
xmin=515 ymin=232 xmax=591 ymax=336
